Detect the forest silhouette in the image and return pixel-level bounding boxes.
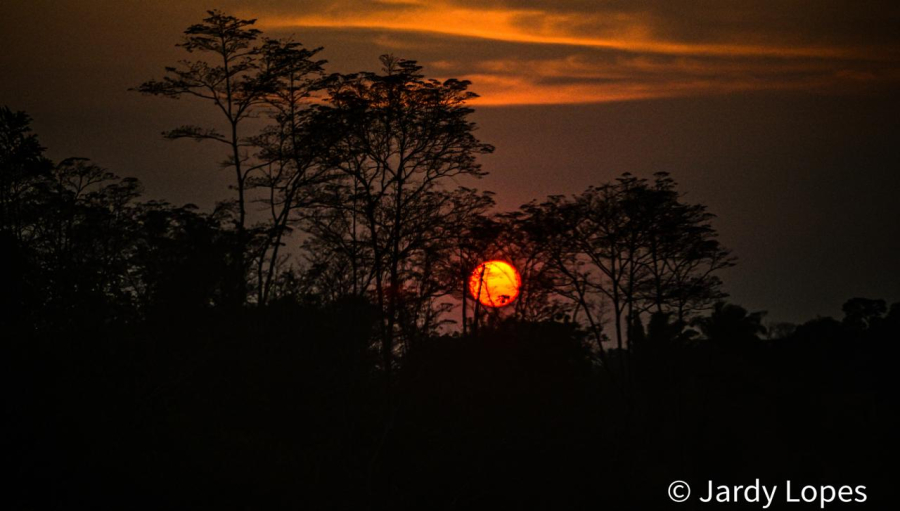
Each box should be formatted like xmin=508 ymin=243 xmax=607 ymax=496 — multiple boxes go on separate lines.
xmin=2 ymin=10 xmax=895 ymax=510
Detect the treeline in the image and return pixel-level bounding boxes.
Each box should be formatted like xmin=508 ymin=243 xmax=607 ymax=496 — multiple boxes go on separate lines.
xmin=3 ymin=11 xmax=737 ymax=355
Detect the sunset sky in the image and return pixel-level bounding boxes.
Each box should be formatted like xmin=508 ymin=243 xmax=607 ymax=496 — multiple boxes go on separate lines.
xmin=3 ymin=0 xmax=899 ymax=322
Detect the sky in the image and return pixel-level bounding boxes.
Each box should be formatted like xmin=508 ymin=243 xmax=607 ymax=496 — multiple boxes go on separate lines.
xmin=2 ymin=0 xmax=899 ymax=323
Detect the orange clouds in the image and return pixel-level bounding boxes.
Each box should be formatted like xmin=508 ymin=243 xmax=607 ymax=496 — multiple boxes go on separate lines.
xmin=449 ymin=55 xmax=896 ymax=105
xmin=261 ymin=4 xmax=867 ymax=59
xmin=245 ymin=0 xmax=900 ymax=105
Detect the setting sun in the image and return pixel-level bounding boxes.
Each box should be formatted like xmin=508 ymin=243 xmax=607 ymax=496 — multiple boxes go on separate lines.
xmin=469 ymin=260 xmax=521 ymax=308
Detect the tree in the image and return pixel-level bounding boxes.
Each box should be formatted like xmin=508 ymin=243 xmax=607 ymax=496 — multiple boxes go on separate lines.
xmin=248 ymin=38 xmax=329 ymax=305
xmin=438 ymin=190 xmax=496 ymax=334
xmin=129 ymin=201 xmax=235 ymax=319
xmin=12 ymin=156 xmax=143 ymax=329
xmin=1 ymin=106 xmax=242 ymax=331
xmin=135 ymin=11 xmax=326 ymax=305
xmin=1 ymin=107 xmax=54 ymax=329
xmin=136 ymin=11 xmax=270 ymax=232
xmin=636 ymin=174 xmax=733 ymax=322
xmin=841 ymin=297 xmax=887 ymax=331
xmin=0 ymin=106 xmax=53 ymax=242
xmin=519 ymin=173 xmax=732 ymax=353
xmin=696 ymin=302 xmax=766 ymax=344
xmin=514 ymin=197 xmax=610 ymax=354
xmin=494 ymin=208 xmax=569 ymax=324
xmin=314 ymin=55 xmax=494 ymax=378
xmin=412 ymin=187 xmax=495 ymax=338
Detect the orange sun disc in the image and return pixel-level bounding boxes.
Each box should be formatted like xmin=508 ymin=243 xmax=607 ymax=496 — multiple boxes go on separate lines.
xmin=469 ymin=260 xmax=521 ymax=308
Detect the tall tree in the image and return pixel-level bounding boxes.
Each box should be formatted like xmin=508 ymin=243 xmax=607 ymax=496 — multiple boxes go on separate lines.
xmin=636 ymin=173 xmax=733 ymax=322
xmin=248 ymin=38 xmax=329 ymax=305
xmin=317 ymin=55 xmax=494 ymax=377
xmin=136 ymin=10 xmax=272 ymax=233
xmin=521 ymin=173 xmax=732 ymax=353
xmin=135 ymin=11 xmax=308 ymax=304
xmin=515 ymin=197 xmax=610 ymax=353
xmin=438 ymin=189 xmax=496 ymax=335
xmin=493 ymin=209 xmax=567 ymax=324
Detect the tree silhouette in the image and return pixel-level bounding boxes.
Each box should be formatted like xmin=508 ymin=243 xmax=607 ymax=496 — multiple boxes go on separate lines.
xmin=135 ymin=11 xmax=327 ymax=305
xmin=841 ymin=297 xmax=887 ymax=331
xmin=438 ymin=189 xmax=497 ymax=334
xmin=695 ymin=301 xmax=767 ymax=343
xmin=130 ymin=201 xmax=235 ymax=319
xmin=136 ymin=11 xmax=268 ymax=233
xmin=246 ymin=38 xmax=330 ymax=305
xmin=514 ymin=173 xmax=732 ymax=354
xmin=0 ymin=107 xmax=53 ymax=242
xmin=313 ymin=55 xmax=494 ymax=378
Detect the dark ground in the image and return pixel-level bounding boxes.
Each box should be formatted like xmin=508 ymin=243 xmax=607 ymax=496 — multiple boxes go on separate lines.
xmin=4 ymin=300 xmax=895 ymax=509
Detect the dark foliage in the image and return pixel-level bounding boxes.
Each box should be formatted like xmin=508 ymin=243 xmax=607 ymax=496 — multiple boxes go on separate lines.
xmin=4 ymin=307 xmax=894 ymax=509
